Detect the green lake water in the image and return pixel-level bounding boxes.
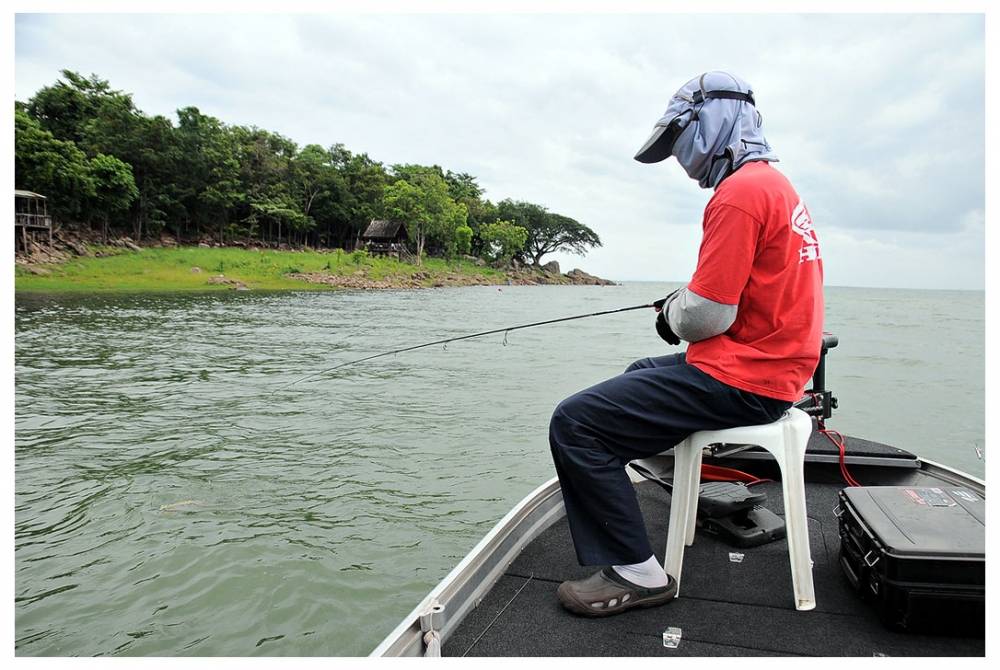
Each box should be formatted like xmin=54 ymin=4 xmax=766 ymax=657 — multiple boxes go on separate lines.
xmin=14 ymin=284 xmax=985 ymax=656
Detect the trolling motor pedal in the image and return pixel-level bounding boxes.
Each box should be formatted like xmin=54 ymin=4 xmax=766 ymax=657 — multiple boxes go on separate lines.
xmin=696 ymin=481 xmax=766 ymax=518
xmin=695 ymin=482 xmax=786 ymax=547
xmin=628 ymin=460 xmax=787 ymax=548
xmin=700 ymin=505 xmax=787 ymax=548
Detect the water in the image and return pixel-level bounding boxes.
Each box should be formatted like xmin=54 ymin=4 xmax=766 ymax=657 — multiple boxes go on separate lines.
xmin=13 ymin=284 xmax=985 ymax=656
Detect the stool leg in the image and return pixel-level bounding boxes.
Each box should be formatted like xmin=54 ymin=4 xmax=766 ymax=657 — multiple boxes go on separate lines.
xmin=684 ymin=445 xmax=704 ymax=546
xmin=761 ymin=414 xmax=816 ymax=611
xmin=782 ymin=464 xmax=815 ymax=610
xmin=663 ymin=440 xmax=697 ymax=596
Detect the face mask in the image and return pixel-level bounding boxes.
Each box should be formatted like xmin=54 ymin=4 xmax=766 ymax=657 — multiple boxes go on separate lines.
xmin=635 ymin=72 xmax=778 ymax=189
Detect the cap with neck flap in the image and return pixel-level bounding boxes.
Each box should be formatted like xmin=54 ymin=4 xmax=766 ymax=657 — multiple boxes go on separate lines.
xmin=634 ymin=71 xmax=777 ymax=189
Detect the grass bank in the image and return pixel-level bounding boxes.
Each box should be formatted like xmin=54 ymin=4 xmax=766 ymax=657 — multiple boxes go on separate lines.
xmin=14 ymin=246 xmax=511 ymax=292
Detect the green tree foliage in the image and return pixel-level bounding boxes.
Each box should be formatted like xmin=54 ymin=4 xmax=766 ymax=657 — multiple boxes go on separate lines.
xmin=291 ymin=144 xmax=333 ymax=223
xmin=87 ymin=153 xmax=138 ymax=243
xmin=15 ymin=70 xmax=600 ymax=270
xmin=452 ymin=224 xmax=473 ymax=258
xmin=14 ymin=108 xmax=96 ymax=221
xmin=119 ymin=114 xmax=184 ymax=240
xmin=479 ymin=219 xmax=528 ymax=264
xmin=328 ymin=146 xmax=389 ymax=249
xmin=25 ymin=70 xmax=113 ymax=146
xmin=383 ymin=166 xmax=468 ymax=266
xmin=250 ymin=194 xmax=313 ymax=247
xmin=444 ymin=170 xmax=483 ymax=201
xmin=176 ymin=107 xmax=245 ymax=243
xmin=497 ymin=199 xmax=602 ymax=266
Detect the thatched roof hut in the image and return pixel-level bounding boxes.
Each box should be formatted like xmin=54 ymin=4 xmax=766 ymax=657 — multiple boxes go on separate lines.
xmin=362 ymin=219 xmax=408 ymax=257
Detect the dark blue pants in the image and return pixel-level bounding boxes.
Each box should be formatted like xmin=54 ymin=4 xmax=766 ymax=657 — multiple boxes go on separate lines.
xmin=548 ymin=352 xmax=791 ymax=566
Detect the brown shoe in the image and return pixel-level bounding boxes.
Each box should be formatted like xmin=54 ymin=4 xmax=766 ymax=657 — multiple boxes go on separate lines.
xmin=556 ymin=566 xmax=677 ymax=617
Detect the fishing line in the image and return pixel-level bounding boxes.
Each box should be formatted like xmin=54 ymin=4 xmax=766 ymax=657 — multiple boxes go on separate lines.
xmin=271 ymin=302 xmax=655 ymax=394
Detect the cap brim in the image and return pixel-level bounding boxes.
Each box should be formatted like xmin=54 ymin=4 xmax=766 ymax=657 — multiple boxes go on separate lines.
xmin=634 ymin=125 xmax=677 ymax=164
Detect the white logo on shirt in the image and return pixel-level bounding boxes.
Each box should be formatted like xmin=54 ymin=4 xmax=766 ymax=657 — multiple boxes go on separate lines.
xmin=791 ymin=200 xmax=821 ymax=263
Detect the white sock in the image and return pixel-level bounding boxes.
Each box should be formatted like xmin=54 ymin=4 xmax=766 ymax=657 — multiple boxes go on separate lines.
xmin=612 ymin=555 xmax=669 ymax=589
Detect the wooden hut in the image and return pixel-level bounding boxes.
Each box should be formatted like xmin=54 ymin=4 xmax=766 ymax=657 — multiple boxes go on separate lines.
xmin=15 ymin=190 xmax=53 ymax=252
xmin=361 ymin=219 xmax=408 ymax=258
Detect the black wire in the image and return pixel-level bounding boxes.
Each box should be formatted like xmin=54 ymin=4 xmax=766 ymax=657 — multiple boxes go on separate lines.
xmin=271 ymin=302 xmax=654 ymax=394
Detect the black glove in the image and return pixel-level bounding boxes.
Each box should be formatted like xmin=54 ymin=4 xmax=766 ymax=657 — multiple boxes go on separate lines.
xmin=654 ymin=289 xmax=681 ymax=345
xmin=656 ymin=309 xmax=681 ymax=345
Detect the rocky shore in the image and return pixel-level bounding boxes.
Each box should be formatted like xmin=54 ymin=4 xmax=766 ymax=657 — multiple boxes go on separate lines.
xmin=285 ymin=258 xmax=613 ymax=290
xmin=15 ymin=225 xmax=616 ymax=289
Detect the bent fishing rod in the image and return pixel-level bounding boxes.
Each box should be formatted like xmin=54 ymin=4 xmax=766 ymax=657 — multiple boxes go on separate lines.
xmin=272 ymin=301 xmax=657 ymax=394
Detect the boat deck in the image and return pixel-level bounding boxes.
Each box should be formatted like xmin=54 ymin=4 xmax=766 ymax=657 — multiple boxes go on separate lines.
xmin=442 ymin=435 xmax=985 ymax=657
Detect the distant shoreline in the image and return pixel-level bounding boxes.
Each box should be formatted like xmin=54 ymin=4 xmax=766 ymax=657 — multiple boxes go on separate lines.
xmin=14 ymin=229 xmax=615 ymax=292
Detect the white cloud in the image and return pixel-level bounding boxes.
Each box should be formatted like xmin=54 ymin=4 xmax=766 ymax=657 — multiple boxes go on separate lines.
xmin=11 ymin=9 xmax=989 ymax=289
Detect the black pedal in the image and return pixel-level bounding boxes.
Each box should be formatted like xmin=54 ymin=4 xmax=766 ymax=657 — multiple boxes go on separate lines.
xmin=700 ymin=505 xmax=786 ymax=548
xmin=697 ymin=481 xmax=766 ymax=518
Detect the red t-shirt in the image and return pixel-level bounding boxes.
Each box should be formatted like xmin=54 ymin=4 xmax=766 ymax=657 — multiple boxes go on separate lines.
xmin=685 ymin=161 xmax=824 ymax=402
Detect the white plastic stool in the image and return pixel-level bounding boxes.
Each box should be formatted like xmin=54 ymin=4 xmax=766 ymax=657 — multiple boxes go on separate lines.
xmin=663 ymin=407 xmax=816 ymax=611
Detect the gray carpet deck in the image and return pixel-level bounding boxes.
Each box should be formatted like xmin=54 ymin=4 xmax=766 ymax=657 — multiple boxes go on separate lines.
xmin=443 ymin=435 xmax=985 ymax=657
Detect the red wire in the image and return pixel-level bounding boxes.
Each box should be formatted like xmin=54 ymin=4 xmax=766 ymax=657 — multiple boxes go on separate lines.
xmin=817 ymin=419 xmax=861 ymax=487
xmin=700 ymin=463 xmax=757 ymax=482
xmin=803 ymin=392 xmax=861 ymax=487
xmin=699 ymin=463 xmax=774 ymax=487
xmin=698 ymin=392 xmax=861 ymax=488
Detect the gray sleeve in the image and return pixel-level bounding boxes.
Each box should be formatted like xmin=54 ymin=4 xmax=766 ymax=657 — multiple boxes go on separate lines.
xmin=665 ymin=287 xmax=737 ymax=343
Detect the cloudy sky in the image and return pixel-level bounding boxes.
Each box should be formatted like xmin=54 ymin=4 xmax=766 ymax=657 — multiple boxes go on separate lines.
xmin=11 ymin=4 xmax=989 ymax=290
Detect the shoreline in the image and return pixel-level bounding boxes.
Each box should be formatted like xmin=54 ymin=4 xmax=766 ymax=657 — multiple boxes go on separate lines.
xmin=14 ymin=227 xmax=616 ymax=292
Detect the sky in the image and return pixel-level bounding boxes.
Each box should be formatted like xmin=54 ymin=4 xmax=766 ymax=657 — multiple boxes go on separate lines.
xmin=9 ymin=3 xmax=991 ymax=290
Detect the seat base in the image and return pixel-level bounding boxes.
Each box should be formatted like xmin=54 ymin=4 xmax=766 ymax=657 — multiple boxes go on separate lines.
xmin=663 ymin=408 xmax=816 ymax=611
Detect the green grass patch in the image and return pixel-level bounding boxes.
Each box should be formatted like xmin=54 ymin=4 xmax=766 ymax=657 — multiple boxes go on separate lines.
xmin=14 ymin=246 xmax=509 ymax=292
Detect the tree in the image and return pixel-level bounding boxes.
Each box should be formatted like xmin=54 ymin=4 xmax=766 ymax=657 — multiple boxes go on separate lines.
xmin=249 ymin=194 xmax=313 ymax=248
xmin=174 ymin=107 xmax=245 ymax=244
xmin=444 ymin=170 xmax=483 ymax=201
xmin=382 ymin=180 xmax=425 ymax=263
xmin=87 ymin=153 xmax=138 ymax=243
xmin=289 ymin=143 xmax=356 ymax=247
xmin=498 ymin=199 xmax=602 ymax=266
xmin=291 ymin=144 xmax=331 ymax=220
xmin=233 ymin=126 xmax=300 ymax=245
xmin=62 ymin=76 xmax=182 ymax=241
xmin=113 ymin=112 xmax=182 ymax=241
xmin=14 ymin=108 xmax=96 ymax=221
xmin=331 ymin=147 xmax=388 ymax=249
xmin=479 ymin=219 xmax=528 ymax=264
xmin=451 ymin=223 xmax=474 ymax=258
xmin=527 ymin=213 xmax=602 ymax=266
xmin=462 ymin=197 xmax=499 ymax=257
xmin=169 ymin=106 xmax=239 ymax=242
xmin=25 ymin=70 xmax=115 ymax=146
xmin=17 ymin=70 xmax=604 ymax=262
xmin=383 ymin=166 xmax=467 ymax=265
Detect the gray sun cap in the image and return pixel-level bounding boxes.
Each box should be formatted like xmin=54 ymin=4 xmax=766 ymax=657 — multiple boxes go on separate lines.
xmin=634 ymin=71 xmax=777 ymax=189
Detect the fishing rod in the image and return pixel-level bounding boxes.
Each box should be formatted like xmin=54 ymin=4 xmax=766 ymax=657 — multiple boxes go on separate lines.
xmin=271 ymin=301 xmax=656 ymax=394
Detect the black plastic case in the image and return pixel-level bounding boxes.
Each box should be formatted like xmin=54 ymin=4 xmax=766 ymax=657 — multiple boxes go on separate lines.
xmin=837 ymin=485 xmax=985 ymax=636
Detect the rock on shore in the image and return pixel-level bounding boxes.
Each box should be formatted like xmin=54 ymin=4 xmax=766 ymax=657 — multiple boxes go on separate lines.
xmin=287 ymin=260 xmax=615 ymax=290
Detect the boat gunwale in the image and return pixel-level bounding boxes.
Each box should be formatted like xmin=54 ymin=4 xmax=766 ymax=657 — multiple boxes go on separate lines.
xmin=369 ymin=475 xmax=566 ymax=657
xmin=914 ymin=456 xmax=985 ymax=497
